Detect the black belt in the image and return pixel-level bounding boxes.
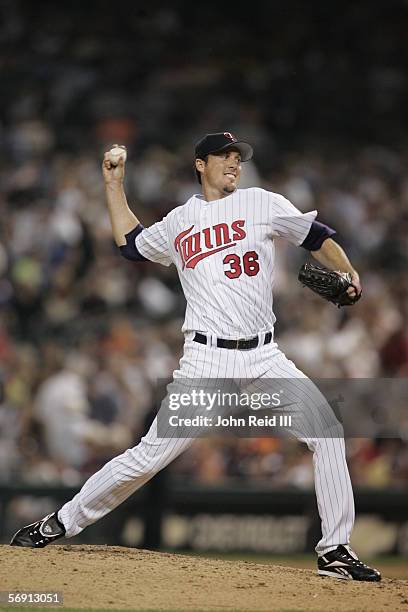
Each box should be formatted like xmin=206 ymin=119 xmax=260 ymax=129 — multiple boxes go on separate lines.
xmin=193 ymin=331 xmax=272 ymax=350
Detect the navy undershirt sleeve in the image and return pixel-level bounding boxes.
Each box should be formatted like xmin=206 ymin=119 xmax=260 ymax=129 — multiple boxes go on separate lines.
xmin=119 ymin=224 xmax=148 ymax=261
xmin=301 ymin=220 xmax=336 ymax=251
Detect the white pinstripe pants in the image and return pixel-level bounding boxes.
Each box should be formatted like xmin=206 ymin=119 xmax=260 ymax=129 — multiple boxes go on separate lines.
xmin=59 ymin=335 xmax=355 ymax=555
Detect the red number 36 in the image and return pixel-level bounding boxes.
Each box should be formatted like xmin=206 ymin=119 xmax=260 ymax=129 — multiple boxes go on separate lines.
xmin=223 ymin=251 xmax=260 ymax=279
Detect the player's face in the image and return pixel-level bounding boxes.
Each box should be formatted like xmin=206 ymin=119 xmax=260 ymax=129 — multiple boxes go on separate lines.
xmin=200 ymin=148 xmax=242 ymax=195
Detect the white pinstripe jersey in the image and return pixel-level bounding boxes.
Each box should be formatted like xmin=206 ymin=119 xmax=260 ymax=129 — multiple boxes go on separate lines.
xmin=136 ymin=187 xmax=317 ymax=337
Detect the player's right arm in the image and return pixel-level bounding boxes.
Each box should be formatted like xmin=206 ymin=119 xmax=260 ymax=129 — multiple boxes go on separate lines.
xmin=102 ymin=150 xmax=139 ymax=246
xmin=102 ymin=148 xmax=173 ymax=267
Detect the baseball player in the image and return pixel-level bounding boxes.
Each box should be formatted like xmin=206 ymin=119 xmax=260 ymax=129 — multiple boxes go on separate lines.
xmin=11 ymin=133 xmax=380 ymax=581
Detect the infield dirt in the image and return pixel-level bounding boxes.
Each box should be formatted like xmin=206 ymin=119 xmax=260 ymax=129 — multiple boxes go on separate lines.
xmin=1 ymin=545 xmax=407 ymax=611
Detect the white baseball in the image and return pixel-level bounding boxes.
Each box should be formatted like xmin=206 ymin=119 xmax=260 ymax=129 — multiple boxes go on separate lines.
xmin=108 ymin=145 xmax=127 ymax=166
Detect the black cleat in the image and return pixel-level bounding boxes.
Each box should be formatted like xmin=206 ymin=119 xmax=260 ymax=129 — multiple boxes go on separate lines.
xmin=318 ymin=545 xmax=381 ymax=581
xmin=10 ymin=512 xmax=66 ymax=548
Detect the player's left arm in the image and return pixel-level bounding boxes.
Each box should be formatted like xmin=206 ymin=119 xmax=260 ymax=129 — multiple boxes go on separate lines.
xmin=311 ymin=238 xmax=361 ymax=299
xmin=267 ymin=192 xmax=361 ymax=298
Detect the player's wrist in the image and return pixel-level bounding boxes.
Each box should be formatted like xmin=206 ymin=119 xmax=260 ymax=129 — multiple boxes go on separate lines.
xmin=105 ymin=179 xmax=125 ymax=190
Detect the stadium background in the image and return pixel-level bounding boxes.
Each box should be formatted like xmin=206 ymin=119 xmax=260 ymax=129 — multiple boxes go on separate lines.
xmin=0 ymin=0 xmax=407 ymax=566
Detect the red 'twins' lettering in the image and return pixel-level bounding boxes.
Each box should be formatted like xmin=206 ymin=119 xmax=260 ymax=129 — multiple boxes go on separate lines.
xmin=174 ymin=219 xmax=246 ymax=270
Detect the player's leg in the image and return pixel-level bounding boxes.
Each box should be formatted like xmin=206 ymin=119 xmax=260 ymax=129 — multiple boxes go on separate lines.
xmin=10 ymin=337 xmax=232 ymax=547
xmin=60 ymin=418 xmax=193 ymax=537
xmin=10 ymin=413 xmax=194 ymax=547
xmin=246 ymin=352 xmax=355 ymax=551
xmin=57 ymin=369 xmax=233 ymax=538
xmin=10 ymin=367 xmax=200 ymax=547
xmin=246 ymin=347 xmax=380 ymax=580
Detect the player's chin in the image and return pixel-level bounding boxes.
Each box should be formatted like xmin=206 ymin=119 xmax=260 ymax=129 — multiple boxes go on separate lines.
xmin=222 ymin=180 xmax=237 ymax=194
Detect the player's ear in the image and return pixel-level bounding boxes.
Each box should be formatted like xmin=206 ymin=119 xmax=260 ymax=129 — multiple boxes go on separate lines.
xmin=195 ymin=158 xmax=205 ymax=180
xmin=195 ymin=158 xmax=205 ymax=172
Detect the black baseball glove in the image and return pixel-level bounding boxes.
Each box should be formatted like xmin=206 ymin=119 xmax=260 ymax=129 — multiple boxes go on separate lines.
xmin=298 ymin=263 xmax=362 ymax=307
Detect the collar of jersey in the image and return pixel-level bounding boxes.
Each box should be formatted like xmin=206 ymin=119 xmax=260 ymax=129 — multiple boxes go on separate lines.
xmin=194 ymin=190 xmax=238 ymax=205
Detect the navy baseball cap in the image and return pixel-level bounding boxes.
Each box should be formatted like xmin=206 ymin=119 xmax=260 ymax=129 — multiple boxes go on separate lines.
xmin=195 ymin=132 xmax=253 ymax=162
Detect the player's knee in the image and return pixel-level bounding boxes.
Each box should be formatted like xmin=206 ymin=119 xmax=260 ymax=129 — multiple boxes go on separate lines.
xmin=108 ymin=447 xmax=160 ymax=483
xmin=324 ymin=422 xmax=345 ymax=439
xmin=127 ymin=445 xmax=163 ymax=476
xmin=303 ymin=422 xmax=346 ymax=452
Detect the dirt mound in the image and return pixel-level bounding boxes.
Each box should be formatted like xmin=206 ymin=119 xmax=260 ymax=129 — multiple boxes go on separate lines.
xmin=1 ymin=545 xmax=407 ymax=611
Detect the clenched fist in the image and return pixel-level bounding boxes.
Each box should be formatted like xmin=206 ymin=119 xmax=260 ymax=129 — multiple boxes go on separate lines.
xmin=102 ymin=144 xmax=127 ymax=184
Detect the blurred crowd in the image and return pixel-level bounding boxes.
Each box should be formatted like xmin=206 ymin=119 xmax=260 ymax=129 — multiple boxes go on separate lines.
xmin=0 ymin=1 xmax=407 ymax=491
